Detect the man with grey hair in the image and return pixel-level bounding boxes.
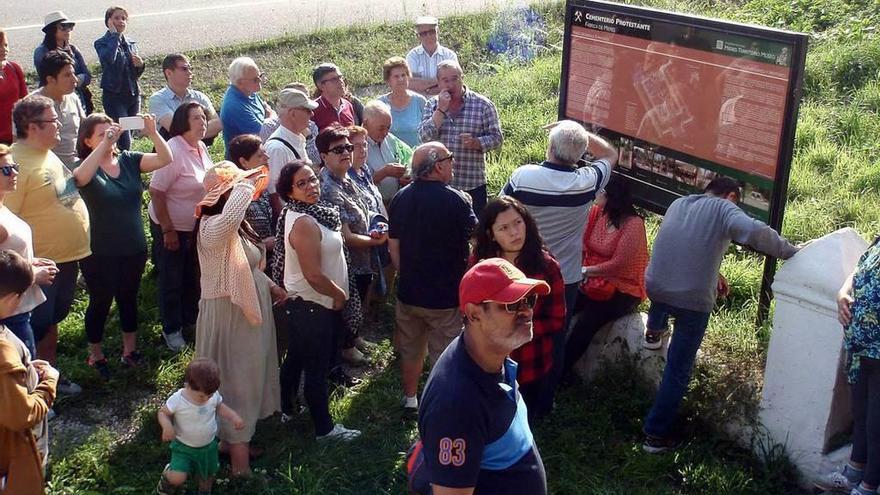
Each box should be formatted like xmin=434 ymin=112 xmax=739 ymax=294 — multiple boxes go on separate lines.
xmin=220 ymin=56 xmax=275 ymax=157
xmin=419 ymin=60 xmax=502 ymax=215
xmin=388 ymin=141 xmax=477 ymax=414
xmin=265 ymin=88 xmax=317 ymax=214
xmin=363 ymin=100 xmax=413 ymax=204
xmin=501 ymin=119 xmax=617 ymax=405
xmin=405 ymin=16 xmax=459 ymax=96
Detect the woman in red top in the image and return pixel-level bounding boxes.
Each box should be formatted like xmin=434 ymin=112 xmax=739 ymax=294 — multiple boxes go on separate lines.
xmin=0 ymin=30 xmax=29 ymax=145
xmin=471 ymin=196 xmax=565 ymax=421
xmin=562 ymin=177 xmax=649 ymax=381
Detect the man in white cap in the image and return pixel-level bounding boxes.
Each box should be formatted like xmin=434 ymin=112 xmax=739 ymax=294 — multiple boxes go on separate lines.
xmin=407 ymin=257 xmax=549 ymax=495
xmin=406 ymin=16 xmax=459 ymax=96
xmin=265 ymin=88 xmax=317 ymax=215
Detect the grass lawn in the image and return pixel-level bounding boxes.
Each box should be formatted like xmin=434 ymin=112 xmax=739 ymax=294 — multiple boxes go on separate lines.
xmin=42 ymin=0 xmax=880 ymax=493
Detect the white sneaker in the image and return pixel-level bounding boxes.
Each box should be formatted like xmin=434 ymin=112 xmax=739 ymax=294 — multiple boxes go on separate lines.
xmin=162 ymin=331 xmax=186 ymax=353
xmin=814 ymin=464 xmax=862 ymax=493
xmin=403 ymin=396 xmax=419 ymax=413
xmin=317 ymin=423 xmax=361 ymax=441
xmin=56 ymin=376 xmax=82 ymax=396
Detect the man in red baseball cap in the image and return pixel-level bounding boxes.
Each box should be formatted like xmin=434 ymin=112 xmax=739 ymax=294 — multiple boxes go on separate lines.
xmin=408 ymin=257 xmax=550 ymax=495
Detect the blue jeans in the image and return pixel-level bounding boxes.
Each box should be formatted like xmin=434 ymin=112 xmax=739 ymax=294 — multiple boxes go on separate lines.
xmin=643 ymin=301 xmax=711 ymax=438
xmin=1 ymin=312 xmax=36 ymax=358
xmin=30 ymin=260 xmax=79 ymax=343
xmin=102 ymin=90 xmax=140 ymax=151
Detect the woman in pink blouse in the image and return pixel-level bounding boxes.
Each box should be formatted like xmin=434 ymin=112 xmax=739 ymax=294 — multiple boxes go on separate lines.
xmin=148 ymin=102 xmax=211 ymax=352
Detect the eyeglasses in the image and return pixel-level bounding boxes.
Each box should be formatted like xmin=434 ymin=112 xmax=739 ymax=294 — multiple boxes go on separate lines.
xmin=34 ymin=117 xmax=61 ymax=126
xmin=417 ymin=29 xmax=437 ymax=37
xmin=59 ymin=23 xmax=75 ymax=32
xmin=327 ymin=144 xmax=354 ymax=154
xmin=319 ymin=75 xmax=344 ymax=85
xmin=488 ymin=294 xmax=538 ymax=313
xmin=241 ymin=72 xmax=268 ymax=84
xmin=436 ymin=153 xmax=454 ymax=163
xmin=0 ymin=164 xmax=19 ymax=176
xmin=176 ymin=64 xmax=193 ymax=72
xmin=295 ymin=176 xmax=320 ymax=189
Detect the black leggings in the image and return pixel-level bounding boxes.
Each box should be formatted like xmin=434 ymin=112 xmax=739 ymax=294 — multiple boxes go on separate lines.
xmin=562 ymin=290 xmax=640 ymax=378
xmin=852 ymin=356 xmax=880 ymax=487
xmin=279 ymin=298 xmax=338 ymax=436
xmin=79 ymin=252 xmax=148 ymax=344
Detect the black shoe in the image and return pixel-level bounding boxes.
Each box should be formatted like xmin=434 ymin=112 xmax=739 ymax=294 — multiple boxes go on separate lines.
xmin=642 ymin=434 xmax=679 ymax=454
xmin=88 ymin=358 xmax=111 ymax=381
xmin=329 ymin=368 xmax=362 ymax=387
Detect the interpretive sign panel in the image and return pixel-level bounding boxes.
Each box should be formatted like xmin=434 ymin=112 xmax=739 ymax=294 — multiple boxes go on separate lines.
xmin=560 ymin=0 xmax=808 ymax=224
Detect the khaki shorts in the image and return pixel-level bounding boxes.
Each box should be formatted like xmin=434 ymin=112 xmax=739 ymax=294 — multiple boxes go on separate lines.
xmin=394 ymin=302 xmax=463 ymax=364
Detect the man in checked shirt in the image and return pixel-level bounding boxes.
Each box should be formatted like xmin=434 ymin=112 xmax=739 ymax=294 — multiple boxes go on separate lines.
xmin=418 ymin=60 xmax=503 ymax=216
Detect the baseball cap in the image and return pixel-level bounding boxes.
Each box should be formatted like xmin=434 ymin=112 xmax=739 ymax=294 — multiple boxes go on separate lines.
xmin=459 ymin=258 xmax=551 ymax=313
xmin=278 ymin=88 xmax=318 ymax=110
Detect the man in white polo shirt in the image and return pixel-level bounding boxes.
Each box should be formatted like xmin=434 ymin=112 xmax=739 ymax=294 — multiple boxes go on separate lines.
xmin=406 ymin=16 xmax=459 ymax=96
xmin=265 ymin=88 xmax=316 ymax=215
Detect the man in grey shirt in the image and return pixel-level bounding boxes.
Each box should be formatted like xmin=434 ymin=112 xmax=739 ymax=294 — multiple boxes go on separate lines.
xmin=642 ymin=177 xmax=798 ymax=453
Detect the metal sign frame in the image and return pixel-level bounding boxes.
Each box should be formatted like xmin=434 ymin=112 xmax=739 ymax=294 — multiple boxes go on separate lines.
xmin=559 ymin=0 xmax=809 ymax=323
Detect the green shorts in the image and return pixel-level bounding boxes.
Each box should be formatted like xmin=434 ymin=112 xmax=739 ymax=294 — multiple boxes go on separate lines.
xmin=168 ymin=438 xmax=219 ymax=479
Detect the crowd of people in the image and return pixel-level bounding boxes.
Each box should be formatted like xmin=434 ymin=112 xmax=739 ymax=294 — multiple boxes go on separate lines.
xmin=0 ymin=8 xmax=875 ymax=495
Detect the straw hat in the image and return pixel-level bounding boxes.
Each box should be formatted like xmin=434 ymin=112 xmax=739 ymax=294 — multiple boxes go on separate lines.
xmin=195 ymin=162 xmax=268 ymax=217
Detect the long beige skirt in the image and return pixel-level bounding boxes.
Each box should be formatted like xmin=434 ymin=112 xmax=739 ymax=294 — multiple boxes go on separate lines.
xmin=195 ymin=269 xmax=280 ymax=444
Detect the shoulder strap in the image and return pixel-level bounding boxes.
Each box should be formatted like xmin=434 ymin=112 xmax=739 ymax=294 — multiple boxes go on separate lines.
xmin=268 ymin=136 xmax=301 ymax=160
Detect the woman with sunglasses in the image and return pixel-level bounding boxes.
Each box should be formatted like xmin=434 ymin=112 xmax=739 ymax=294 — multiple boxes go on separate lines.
xmin=0 ymin=30 xmax=28 ymax=145
xmin=94 ymin=6 xmax=144 ymax=151
xmin=272 ymin=160 xmax=361 ymax=441
xmin=470 ymin=195 xmax=565 ymax=421
xmin=0 ymin=145 xmax=58 ymax=359
xmin=317 ymin=125 xmax=384 ymax=365
xmin=73 ymin=113 xmax=171 ymax=379
xmin=34 ymin=11 xmax=93 ymax=114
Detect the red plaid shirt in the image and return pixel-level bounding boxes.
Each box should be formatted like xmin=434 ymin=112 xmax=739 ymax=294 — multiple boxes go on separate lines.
xmin=469 ymin=251 xmax=566 ymax=385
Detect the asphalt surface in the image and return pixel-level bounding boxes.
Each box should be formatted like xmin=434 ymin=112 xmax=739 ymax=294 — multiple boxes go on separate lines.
xmin=2 ymin=0 xmax=532 ymax=71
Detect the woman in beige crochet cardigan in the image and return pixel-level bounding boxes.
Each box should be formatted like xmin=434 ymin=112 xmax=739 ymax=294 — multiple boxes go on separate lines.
xmin=192 ymin=162 xmax=287 ymax=476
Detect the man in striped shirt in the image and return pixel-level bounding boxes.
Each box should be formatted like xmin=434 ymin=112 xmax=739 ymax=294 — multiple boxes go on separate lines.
xmin=502 ymin=120 xmax=617 ymax=392
xmin=419 ymin=60 xmax=503 ymax=216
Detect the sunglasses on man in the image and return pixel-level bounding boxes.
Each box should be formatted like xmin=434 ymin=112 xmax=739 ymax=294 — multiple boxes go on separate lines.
xmin=486 ymin=294 xmax=538 ymax=313
xmin=0 ymin=164 xmax=19 ymax=176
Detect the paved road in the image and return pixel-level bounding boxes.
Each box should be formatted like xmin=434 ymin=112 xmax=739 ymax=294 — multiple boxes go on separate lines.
xmin=2 ymin=0 xmax=538 ymax=71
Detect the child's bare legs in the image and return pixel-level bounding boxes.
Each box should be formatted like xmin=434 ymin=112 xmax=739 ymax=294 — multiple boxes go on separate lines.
xmin=157 ymin=467 xmax=187 ymax=495
xmin=227 ymin=442 xmax=251 ymax=476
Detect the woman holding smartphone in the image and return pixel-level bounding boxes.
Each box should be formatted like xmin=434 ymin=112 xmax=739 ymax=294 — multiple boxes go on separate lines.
xmin=94 ymin=6 xmax=144 ymax=151
xmin=74 ymin=113 xmax=171 ymax=379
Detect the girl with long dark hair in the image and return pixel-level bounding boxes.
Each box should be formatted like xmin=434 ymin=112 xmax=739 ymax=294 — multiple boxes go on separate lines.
xmin=471 ymin=196 xmax=566 ymax=420
xmin=34 ymin=11 xmax=93 ymax=113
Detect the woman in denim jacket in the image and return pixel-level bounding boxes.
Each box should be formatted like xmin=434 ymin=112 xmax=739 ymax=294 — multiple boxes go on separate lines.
xmin=94 ymin=6 xmax=144 ymax=151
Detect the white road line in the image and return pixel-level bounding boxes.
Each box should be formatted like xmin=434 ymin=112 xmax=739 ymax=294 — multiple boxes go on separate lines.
xmin=4 ymin=0 xmax=288 ymax=31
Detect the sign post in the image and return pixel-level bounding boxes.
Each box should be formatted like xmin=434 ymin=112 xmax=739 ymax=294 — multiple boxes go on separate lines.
xmin=560 ymin=0 xmax=808 ymax=323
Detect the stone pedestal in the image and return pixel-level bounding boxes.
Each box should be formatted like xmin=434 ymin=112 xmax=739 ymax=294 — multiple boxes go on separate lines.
xmin=760 ymin=228 xmax=868 ymax=482
xmin=573 ymin=312 xmax=666 ymax=387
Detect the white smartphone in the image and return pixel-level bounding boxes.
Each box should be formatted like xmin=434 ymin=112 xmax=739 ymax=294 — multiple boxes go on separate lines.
xmin=119 ymin=116 xmax=144 ymax=131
